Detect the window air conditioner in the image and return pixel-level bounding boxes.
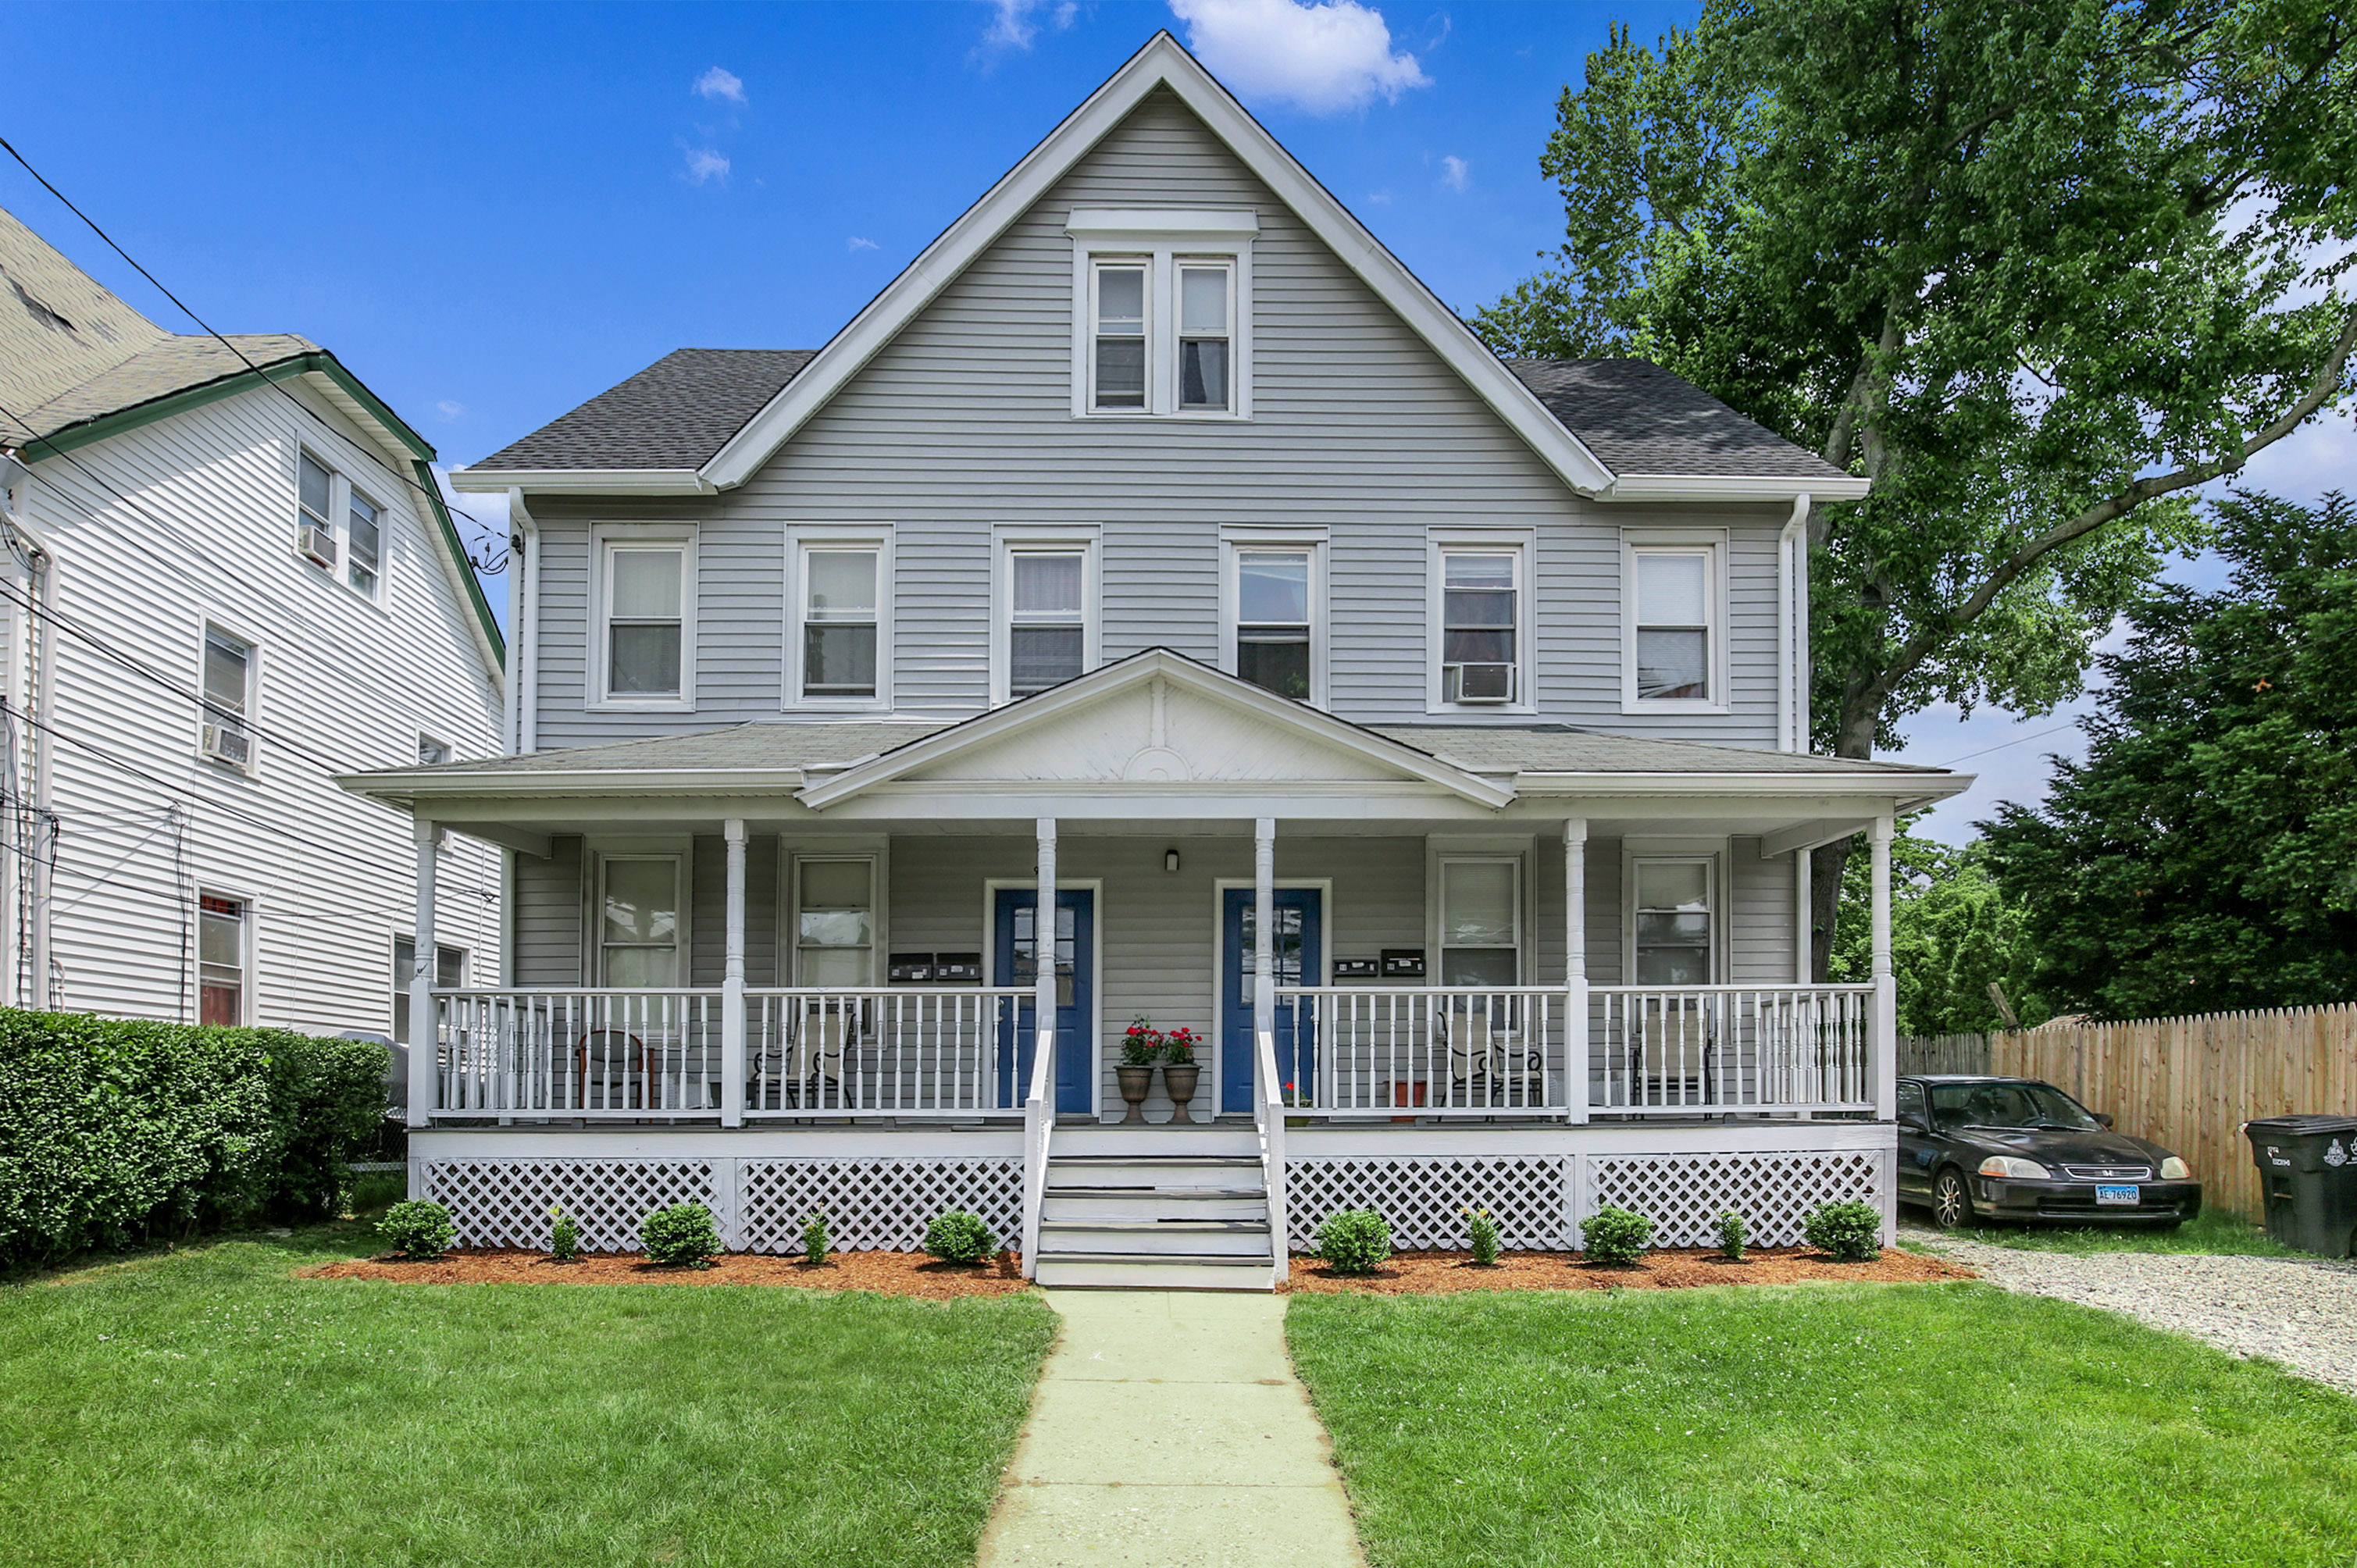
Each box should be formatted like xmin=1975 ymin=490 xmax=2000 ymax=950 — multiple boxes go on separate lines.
xmin=1444 ymin=662 xmax=1516 ymax=704
xmin=298 ymin=523 xmax=337 ymax=567
xmin=201 ymin=724 xmax=253 ymax=768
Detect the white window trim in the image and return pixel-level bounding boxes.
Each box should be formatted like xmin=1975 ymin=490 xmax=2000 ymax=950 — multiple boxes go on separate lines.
xmin=590 ymin=525 xmax=697 ymax=712
xmin=1067 ymin=208 xmax=1257 ymax=421
xmin=587 ymin=838 xmax=693 ymax=988
xmin=1621 ymin=529 xmax=1731 ymax=715
xmin=783 ymin=842 xmax=891 ymax=987
xmin=1425 ymin=529 xmax=1538 ymax=716
xmin=1425 ymin=838 xmax=1533 ymax=987
xmin=415 ymin=731 xmax=454 ymax=767
xmin=1218 ymin=526 xmax=1328 ymax=706
xmin=990 ymin=524 xmax=1102 ymax=707
xmin=293 ymin=446 xmax=393 ymax=611
xmin=786 ymin=525 xmax=894 ymax=711
xmin=195 ymin=885 xmax=257 ymax=1027
xmin=1621 ymin=839 xmax=1729 ymax=987
xmin=197 ymin=615 xmax=263 ymax=776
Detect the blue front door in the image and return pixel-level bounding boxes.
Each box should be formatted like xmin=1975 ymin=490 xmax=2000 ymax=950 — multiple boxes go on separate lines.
xmin=1221 ymin=888 xmax=1321 ymax=1114
xmin=994 ymin=888 xmax=1095 ymax=1114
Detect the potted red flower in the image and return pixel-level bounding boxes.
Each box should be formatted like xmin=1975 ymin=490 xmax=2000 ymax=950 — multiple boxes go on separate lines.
xmin=1159 ymin=1027 xmax=1203 ymax=1124
xmin=1118 ymin=1017 xmax=1163 ymax=1124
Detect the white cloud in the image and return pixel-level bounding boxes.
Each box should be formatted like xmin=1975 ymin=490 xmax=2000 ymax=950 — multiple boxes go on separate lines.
xmin=694 ymin=66 xmax=746 ymax=105
xmin=1439 ymin=154 xmax=1468 ymax=191
xmin=847 ymin=236 xmax=879 ymax=252
xmin=434 ymin=400 xmax=464 ymax=420
xmin=681 ymin=146 xmax=730 ymax=185
xmin=1168 ymin=0 xmax=1431 ymax=114
xmin=979 ymin=0 xmax=1078 ymax=52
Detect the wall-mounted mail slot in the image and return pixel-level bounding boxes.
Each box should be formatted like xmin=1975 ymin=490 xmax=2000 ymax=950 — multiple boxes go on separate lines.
xmin=888 ymin=953 xmax=934 ymax=984
xmin=934 ymin=952 xmax=983 ymax=984
xmin=1332 ymin=957 xmax=1380 ymax=980
xmin=1380 ymin=949 xmax=1427 ymax=979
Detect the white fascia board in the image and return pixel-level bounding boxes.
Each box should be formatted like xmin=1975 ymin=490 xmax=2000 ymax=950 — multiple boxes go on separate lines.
xmin=335 ymin=768 xmax=814 ymax=803
xmin=1065 ymin=208 xmax=1261 ymax=239
xmin=1604 ymin=473 xmax=1874 ymax=503
xmin=1511 ymin=769 xmax=1970 ymax=799
xmin=448 ymin=467 xmax=715 ymax=495
xmin=700 ymin=34 xmax=1618 ymax=498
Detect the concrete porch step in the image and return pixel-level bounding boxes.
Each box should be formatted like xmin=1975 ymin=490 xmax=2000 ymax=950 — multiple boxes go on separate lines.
xmin=1042 ymin=1189 xmax=1268 ymax=1222
xmin=1052 ymin=1125 xmax=1259 ymax=1159
xmin=1032 ymin=1255 xmax=1275 ymax=1290
xmin=1039 ymin=1220 xmax=1271 ymax=1256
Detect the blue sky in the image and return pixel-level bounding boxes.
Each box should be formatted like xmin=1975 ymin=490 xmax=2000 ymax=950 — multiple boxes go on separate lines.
xmin=7 ymin=0 xmax=2349 ymax=839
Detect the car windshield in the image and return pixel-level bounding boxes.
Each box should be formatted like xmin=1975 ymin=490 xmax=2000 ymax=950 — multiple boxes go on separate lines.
xmin=1928 ymin=1082 xmax=2100 ymax=1132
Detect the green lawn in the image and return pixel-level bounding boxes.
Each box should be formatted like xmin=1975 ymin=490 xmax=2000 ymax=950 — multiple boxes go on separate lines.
xmin=1289 ymin=1283 xmax=2357 ymax=1568
xmin=2 ymin=1217 xmax=1056 ymax=1567
xmin=1909 ymin=1206 xmax=2304 ymax=1256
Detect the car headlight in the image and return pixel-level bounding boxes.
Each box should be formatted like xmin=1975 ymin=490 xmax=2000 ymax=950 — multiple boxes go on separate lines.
xmin=2159 ymin=1156 xmax=2191 ymax=1181
xmin=1977 ymin=1156 xmax=2052 ymax=1180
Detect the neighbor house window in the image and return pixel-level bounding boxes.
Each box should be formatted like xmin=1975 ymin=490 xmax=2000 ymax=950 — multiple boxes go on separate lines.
xmin=415 ymin=734 xmax=451 ymax=766
xmin=198 ymin=893 xmax=248 ymax=1025
xmin=1177 ymin=262 xmax=1232 ymax=411
xmin=1007 ymin=548 xmax=1088 ymax=698
xmin=391 ymin=936 xmax=468 ymax=1042
xmin=1068 ymin=209 xmax=1256 ymax=418
xmin=1438 ymin=857 xmax=1521 ymax=986
xmin=1624 ymin=537 xmax=1725 ymax=709
xmin=200 ymin=625 xmax=255 ymax=768
xmin=793 ymin=856 xmax=878 ymax=987
xmin=801 ymin=546 xmax=881 ymax=700
xmin=1437 ymin=548 xmax=1521 ymax=706
xmin=600 ymin=539 xmax=690 ymax=704
xmin=346 ymin=488 xmax=383 ymax=597
xmin=1235 ymin=548 xmax=1312 ymax=699
xmin=294 ymin=448 xmax=387 ymax=601
xmin=599 ymin=856 xmax=683 ymax=986
xmin=1091 ymin=261 xmax=1148 ymax=411
xmin=1632 ymin=859 xmax=1715 ymax=985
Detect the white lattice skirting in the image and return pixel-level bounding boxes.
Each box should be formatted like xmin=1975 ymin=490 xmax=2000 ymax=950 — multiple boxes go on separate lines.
xmin=1287 ymin=1150 xmax=1884 ymax=1251
xmin=417 ymin=1157 xmax=1022 ymax=1253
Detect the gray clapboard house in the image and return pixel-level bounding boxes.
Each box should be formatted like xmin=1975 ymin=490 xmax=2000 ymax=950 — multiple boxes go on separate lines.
xmin=344 ymin=34 xmax=1967 ymax=1286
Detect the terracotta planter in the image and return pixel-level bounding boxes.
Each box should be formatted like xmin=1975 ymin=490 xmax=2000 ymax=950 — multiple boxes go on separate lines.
xmin=1115 ymin=1064 xmax=1155 ymax=1124
xmin=1160 ymin=1061 xmax=1200 ymax=1124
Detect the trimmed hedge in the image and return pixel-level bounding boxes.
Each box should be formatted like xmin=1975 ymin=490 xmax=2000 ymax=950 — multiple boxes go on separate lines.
xmin=0 ymin=1007 xmax=388 ymax=1267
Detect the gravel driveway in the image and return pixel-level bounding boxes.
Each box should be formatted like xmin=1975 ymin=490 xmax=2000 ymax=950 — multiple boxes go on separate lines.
xmin=1902 ymin=1224 xmax=2357 ymax=1398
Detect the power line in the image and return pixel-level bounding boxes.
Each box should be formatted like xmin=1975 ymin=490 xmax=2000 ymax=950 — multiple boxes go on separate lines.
xmin=0 ymin=132 xmax=510 ymax=568
xmin=1927 ymin=721 xmax=2087 ymax=768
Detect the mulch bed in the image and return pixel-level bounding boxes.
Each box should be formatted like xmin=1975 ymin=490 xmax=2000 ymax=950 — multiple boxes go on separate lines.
xmin=301 ymin=1249 xmax=1033 ymax=1299
xmin=1280 ymin=1245 xmax=1974 ymax=1293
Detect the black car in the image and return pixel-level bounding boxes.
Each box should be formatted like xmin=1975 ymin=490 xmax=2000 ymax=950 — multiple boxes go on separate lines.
xmin=1896 ymin=1074 xmax=2202 ymax=1228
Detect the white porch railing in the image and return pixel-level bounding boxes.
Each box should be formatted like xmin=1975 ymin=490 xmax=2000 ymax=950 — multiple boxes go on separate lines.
xmin=1595 ymin=985 xmax=1874 ymax=1113
xmin=1254 ymin=1025 xmax=1289 ymax=1282
xmin=433 ymin=989 xmax=726 ymax=1116
xmin=1282 ymin=987 xmax=1566 ymax=1114
xmin=744 ymin=988 xmax=1028 ymax=1117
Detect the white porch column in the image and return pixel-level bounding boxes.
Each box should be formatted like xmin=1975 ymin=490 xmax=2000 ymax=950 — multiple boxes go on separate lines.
xmin=1795 ymin=846 xmax=1814 ymax=984
xmin=1564 ymin=818 xmax=1589 ymax=1124
xmin=720 ymin=819 xmax=747 ymax=1129
xmin=1033 ymin=818 xmax=1058 ymax=1065
xmin=1253 ymin=818 xmax=1275 ymax=1053
xmin=1870 ymin=815 xmax=1896 ymax=1120
xmin=406 ymin=819 xmax=443 ymax=1130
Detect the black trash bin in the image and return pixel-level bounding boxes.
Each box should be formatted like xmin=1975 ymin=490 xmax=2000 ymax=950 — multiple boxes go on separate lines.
xmin=2245 ymin=1115 xmax=2357 ymax=1257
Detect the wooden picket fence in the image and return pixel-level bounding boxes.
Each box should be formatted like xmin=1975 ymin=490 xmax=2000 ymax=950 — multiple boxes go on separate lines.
xmin=1904 ymin=1004 xmax=2357 ymax=1219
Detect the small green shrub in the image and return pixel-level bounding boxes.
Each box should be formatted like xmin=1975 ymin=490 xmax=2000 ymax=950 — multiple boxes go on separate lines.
xmin=1316 ymin=1209 xmax=1392 ymax=1274
xmin=641 ymin=1202 xmax=720 ymax=1268
xmin=379 ymin=1199 xmax=455 ymax=1260
xmin=1464 ymin=1206 xmax=1499 ymax=1266
xmin=1804 ymin=1199 xmax=1883 ymax=1262
xmin=923 ymin=1210 xmax=997 ymax=1265
xmin=801 ymin=1213 xmax=829 ymax=1265
xmin=1579 ymin=1206 xmax=1655 ymax=1267
xmin=1716 ymin=1209 xmax=1749 ymax=1262
xmin=548 ymin=1207 xmax=579 ymax=1262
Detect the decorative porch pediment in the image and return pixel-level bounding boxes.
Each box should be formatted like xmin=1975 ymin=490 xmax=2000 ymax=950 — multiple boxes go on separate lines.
xmin=795 ymin=650 xmax=1514 ymax=811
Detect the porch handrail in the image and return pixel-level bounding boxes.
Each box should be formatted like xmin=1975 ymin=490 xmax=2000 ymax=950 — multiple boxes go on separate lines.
xmin=1596 ymin=984 xmax=1875 ymax=1113
xmin=1276 ymin=985 xmax=1566 ymax=1117
xmin=742 ymin=986 xmax=1029 ymax=1117
xmin=1255 ymin=1025 xmax=1289 ymax=1282
xmin=1020 ymin=1022 xmax=1054 ymax=1280
xmin=430 ymin=988 xmax=725 ymax=1117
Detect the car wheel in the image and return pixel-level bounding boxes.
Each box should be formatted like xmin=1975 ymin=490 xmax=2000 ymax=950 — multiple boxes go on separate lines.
xmin=1932 ymin=1168 xmax=1975 ymax=1228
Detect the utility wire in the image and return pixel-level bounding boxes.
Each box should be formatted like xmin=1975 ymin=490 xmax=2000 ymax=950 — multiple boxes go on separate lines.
xmin=1927 ymin=721 xmax=2086 ymax=768
xmin=0 ymin=132 xmax=510 ymax=570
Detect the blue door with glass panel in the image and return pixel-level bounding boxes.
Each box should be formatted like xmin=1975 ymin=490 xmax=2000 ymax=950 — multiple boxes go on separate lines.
xmin=993 ymin=889 xmax=1094 ymax=1114
xmin=1221 ymin=888 xmax=1321 ymax=1114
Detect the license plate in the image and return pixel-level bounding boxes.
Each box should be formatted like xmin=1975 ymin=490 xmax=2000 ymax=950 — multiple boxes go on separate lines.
xmin=2095 ymin=1185 xmax=2141 ymax=1206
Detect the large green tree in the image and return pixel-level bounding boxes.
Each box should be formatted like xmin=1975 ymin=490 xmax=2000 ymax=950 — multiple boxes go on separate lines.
xmin=1827 ymin=825 xmax=2048 ymax=1033
xmin=1476 ymin=0 xmax=2357 ymax=973
xmin=1980 ymin=491 xmax=2357 ymax=1018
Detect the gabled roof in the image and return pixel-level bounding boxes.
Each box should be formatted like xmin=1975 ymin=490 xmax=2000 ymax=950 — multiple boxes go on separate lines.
xmin=0 ymin=201 xmax=504 ymax=665
xmin=455 ymin=35 xmax=1864 ymax=504
xmin=1504 ymin=359 xmax=1854 ymax=489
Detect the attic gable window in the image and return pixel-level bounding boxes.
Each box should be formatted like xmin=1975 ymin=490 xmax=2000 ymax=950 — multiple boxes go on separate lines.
xmin=1067 ymin=209 xmax=1256 ymax=419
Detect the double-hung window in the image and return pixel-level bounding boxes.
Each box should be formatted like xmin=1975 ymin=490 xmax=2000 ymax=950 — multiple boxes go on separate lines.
xmin=1091 ymin=261 xmax=1149 ymax=411
xmin=391 ymin=936 xmax=468 ymax=1042
xmin=793 ymin=855 xmax=879 ymax=987
xmin=346 ymin=488 xmax=383 ymax=597
xmin=295 ymin=448 xmax=388 ymax=601
xmin=198 ymin=893 xmax=248 ymax=1025
xmin=201 ymin=625 xmax=255 ymax=769
xmin=1435 ymin=546 xmax=1523 ymax=707
xmin=599 ymin=855 xmax=683 ymax=987
xmin=793 ymin=537 xmax=888 ymax=705
xmin=1624 ymin=537 xmax=1725 ymax=710
xmin=599 ymin=535 xmax=692 ymax=706
xmin=1069 ymin=209 xmax=1256 ymax=418
xmin=1177 ymin=262 xmax=1232 ymax=411
xmin=1438 ymin=857 xmax=1521 ymax=985
xmin=1631 ymin=859 xmax=1715 ymax=985
xmin=1004 ymin=546 xmax=1090 ymax=700
xmin=1224 ymin=536 xmax=1322 ymax=701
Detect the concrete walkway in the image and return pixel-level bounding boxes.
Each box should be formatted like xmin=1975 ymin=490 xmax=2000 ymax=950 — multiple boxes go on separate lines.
xmin=976 ymin=1290 xmax=1364 ymax=1568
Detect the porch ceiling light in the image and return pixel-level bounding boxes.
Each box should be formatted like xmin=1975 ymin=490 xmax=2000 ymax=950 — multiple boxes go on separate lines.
xmin=1977 ymin=1156 xmax=2051 ymax=1180
xmin=1164 ymin=849 xmax=1180 ymax=872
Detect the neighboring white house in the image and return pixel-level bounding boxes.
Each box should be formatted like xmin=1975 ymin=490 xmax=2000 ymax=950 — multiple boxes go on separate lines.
xmin=0 ymin=202 xmax=504 ymax=1040
xmin=354 ymin=36 xmax=1970 ymax=1287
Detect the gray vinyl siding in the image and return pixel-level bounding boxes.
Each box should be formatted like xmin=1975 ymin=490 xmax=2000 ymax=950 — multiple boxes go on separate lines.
xmin=512 ymin=836 xmax=585 ymax=987
xmin=523 ymin=87 xmax=1793 ymax=751
xmin=1729 ymin=837 xmax=1797 ymax=985
xmin=689 ymin=834 xmax=780 ymax=988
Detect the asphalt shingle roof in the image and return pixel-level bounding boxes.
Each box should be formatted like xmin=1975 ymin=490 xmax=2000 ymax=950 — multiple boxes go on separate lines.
xmin=1503 ymin=358 xmax=1853 ymax=481
xmin=472 ymin=348 xmax=818 ymax=472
